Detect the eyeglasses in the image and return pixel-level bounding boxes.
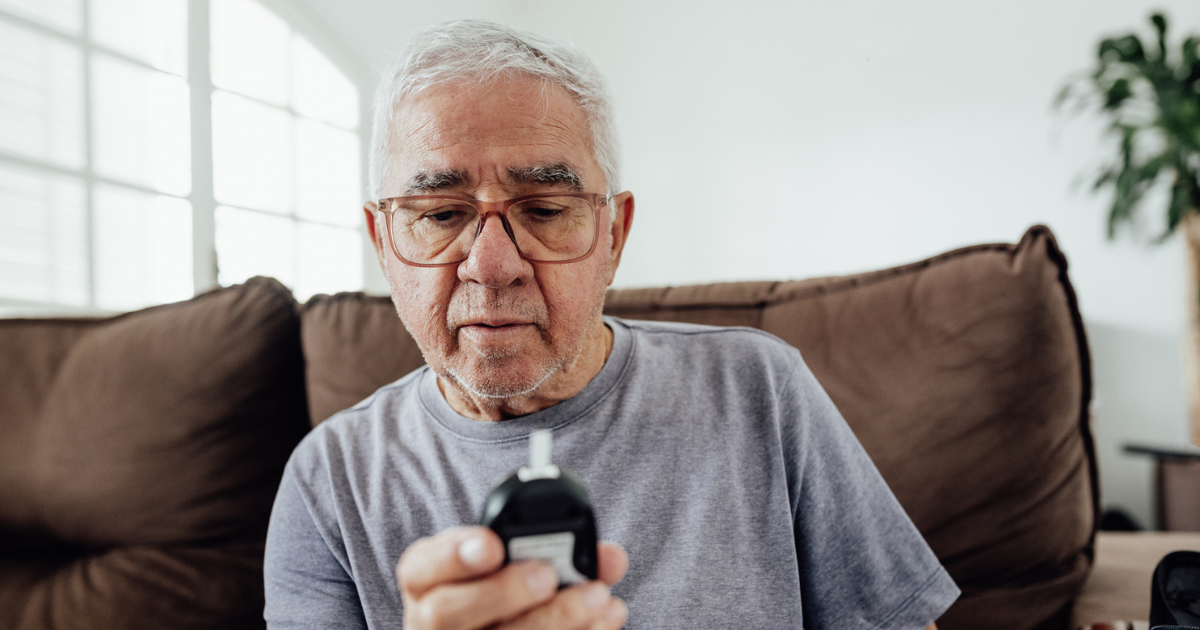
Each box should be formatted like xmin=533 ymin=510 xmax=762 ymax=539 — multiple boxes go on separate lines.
xmin=373 ymin=192 xmax=609 ymax=267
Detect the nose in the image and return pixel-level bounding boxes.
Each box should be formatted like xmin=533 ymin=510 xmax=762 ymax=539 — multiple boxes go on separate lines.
xmin=457 ymin=212 xmax=532 ymax=287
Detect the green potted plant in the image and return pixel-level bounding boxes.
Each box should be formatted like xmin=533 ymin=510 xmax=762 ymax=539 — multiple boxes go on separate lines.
xmin=1058 ymin=13 xmax=1200 ymax=445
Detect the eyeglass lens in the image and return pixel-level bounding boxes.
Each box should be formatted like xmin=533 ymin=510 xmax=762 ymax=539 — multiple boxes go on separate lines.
xmin=390 ymin=196 xmax=596 ymax=264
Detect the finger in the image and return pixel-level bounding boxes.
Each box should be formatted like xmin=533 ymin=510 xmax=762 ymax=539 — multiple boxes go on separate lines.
xmin=597 ymin=542 xmax=628 ymax=586
xmin=414 ymin=560 xmax=558 ymax=630
xmin=397 ymin=526 xmax=505 ymax=599
xmin=596 ymin=598 xmax=629 ymax=630
xmin=495 ymin=581 xmax=615 ymax=630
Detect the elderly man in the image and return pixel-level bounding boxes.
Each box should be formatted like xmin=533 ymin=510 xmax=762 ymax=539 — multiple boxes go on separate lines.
xmin=264 ymin=20 xmax=959 ymax=630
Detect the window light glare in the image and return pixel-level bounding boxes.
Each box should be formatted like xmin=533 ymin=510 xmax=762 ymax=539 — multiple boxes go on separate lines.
xmin=296 ymin=223 xmax=362 ymax=302
xmin=91 ymin=0 xmax=187 ymax=76
xmin=92 ymin=55 xmax=191 ymax=196
xmin=216 ymin=206 xmax=296 ymax=289
xmin=0 ymin=0 xmax=365 ymax=312
xmin=212 ymin=90 xmax=292 ymax=213
xmin=93 ymin=185 xmax=193 ymax=311
xmin=296 ymin=119 xmax=360 ymax=228
xmin=0 ymin=20 xmax=85 ymax=169
xmin=292 ymin=34 xmax=358 ymax=129
xmin=210 ymin=0 xmax=289 ymax=106
xmin=211 ymin=0 xmax=365 ymax=299
xmin=0 ymin=0 xmax=81 ymax=36
xmin=0 ymin=164 xmax=88 ymax=306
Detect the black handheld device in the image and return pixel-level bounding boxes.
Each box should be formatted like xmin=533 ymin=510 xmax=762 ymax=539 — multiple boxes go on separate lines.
xmin=480 ymin=430 xmax=598 ymax=586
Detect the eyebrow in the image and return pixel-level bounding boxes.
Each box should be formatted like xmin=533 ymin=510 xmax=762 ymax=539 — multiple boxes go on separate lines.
xmin=401 ymin=163 xmax=585 ymax=196
xmin=506 ymin=163 xmax=584 ymax=191
xmin=404 ymin=169 xmax=471 ymax=195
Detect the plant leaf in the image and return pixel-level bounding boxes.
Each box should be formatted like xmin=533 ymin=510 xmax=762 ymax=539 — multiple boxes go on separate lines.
xmin=1153 ymin=13 xmax=1169 ymax=60
xmin=1059 ymin=12 xmax=1200 ymax=243
xmin=1092 ymin=167 xmax=1119 ymax=191
xmin=1100 ymin=34 xmax=1146 ymax=65
xmin=1165 ymin=174 xmax=1193 ymax=238
xmin=1105 ymin=77 xmax=1134 ymax=109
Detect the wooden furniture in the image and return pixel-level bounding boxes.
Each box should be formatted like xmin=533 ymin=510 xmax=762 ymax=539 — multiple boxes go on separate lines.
xmin=1124 ymin=443 xmax=1200 ymax=532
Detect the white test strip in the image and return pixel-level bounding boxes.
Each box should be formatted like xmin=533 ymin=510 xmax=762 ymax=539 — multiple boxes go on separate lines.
xmin=530 ymin=430 xmax=551 ymax=470
xmin=518 ymin=429 xmax=560 ymax=481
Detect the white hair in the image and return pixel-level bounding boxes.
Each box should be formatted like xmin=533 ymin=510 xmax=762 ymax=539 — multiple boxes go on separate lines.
xmin=368 ymin=20 xmax=621 ymax=200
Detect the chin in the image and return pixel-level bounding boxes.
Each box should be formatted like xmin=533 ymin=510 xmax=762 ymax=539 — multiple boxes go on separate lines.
xmin=444 ymin=360 xmax=560 ymax=399
xmin=444 ymin=362 xmax=554 ymax=398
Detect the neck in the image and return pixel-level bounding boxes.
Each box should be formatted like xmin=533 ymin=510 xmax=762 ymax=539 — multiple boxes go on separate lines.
xmin=438 ymin=319 xmax=614 ymax=421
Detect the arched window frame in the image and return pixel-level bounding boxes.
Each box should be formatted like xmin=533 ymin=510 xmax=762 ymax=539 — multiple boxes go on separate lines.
xmin=0 ymin=0 xmax=373 ymax=315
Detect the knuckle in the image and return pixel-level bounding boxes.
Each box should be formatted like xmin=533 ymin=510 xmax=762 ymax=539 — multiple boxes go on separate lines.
xmin=550 ymin=589 xmax=598 ymax=628
xmin=413 ymin=598 xmax=450 ymax=630
xmin=508 ymin=566 xmax=550 ymax=604
xmin=605 ymin=599 xmax=629 ymax=629
xmin=396 ymin=552 xmax=420 ymax=591
xmin=397 ymin=534 xmax=448 ymax=592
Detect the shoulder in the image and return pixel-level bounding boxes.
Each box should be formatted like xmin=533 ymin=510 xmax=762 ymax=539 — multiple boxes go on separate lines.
xmin=287 ymin=368 xmax=427 ymax=489
xmin=607 ymin=316 xmax=823 ymax=416
xmin=611 ymin=316 xmax=803 ymax=374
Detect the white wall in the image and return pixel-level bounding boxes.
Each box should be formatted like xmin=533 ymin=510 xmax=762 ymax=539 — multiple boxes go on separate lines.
xmin=303 ymin=0 xmax=1200 ymax=528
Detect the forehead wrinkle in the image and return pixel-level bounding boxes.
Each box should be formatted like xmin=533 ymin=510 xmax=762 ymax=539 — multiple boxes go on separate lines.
xmin=400 ymin=86 xmax=589 ymax=155
xmin=387 ymin=79 xmax=600 ymax=197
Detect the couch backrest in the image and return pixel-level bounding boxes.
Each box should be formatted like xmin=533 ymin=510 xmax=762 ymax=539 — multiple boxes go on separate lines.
xmin=300 ymin=225 xmax=1097 ymax=630
xmin=0 ymin=277 xmax=311 ymax=629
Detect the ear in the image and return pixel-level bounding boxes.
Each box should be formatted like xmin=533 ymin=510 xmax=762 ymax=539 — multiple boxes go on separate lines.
xmin=604 ymin=192 xmax=635 ymax=285
xmin=364 ymin=201 xmax=386 ymax=263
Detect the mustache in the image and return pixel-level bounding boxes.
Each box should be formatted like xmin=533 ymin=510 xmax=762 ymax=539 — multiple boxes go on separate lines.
xmin=445 ymin=286 xmax=548 ymax=330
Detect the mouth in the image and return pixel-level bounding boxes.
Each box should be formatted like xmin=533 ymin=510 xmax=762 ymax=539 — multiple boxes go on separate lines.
xmin=461 ymin=319 xmax=532 ymax=329
xmin=457 ymin=319 xmax=538 ymax=347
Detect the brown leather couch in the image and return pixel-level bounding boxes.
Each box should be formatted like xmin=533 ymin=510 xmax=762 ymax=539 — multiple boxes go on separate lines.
xmin=2 ymin=225 xmax=1196 ymax=629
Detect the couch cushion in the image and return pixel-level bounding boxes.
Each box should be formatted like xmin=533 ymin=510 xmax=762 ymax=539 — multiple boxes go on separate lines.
xmin=607 ymin=225 xmax=1096 ymax=630
xmin=0 ymin=277 xmax=311 ymax=629
xmin=300 ymin=225 xmax=1096 ymax=630
xmin=301 ymin=293 xmax=422 ymax=427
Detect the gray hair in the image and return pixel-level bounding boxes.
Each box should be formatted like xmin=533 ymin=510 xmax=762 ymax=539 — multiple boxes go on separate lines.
xmin=368 ymin=20 xmax=621 ymax=200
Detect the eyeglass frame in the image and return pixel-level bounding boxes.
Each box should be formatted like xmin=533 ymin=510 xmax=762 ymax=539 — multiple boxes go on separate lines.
xmin=372 ymin=192 xmax=612 ymax=268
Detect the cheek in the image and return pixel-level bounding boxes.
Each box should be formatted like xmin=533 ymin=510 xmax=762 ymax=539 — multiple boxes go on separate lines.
xmin=537 ymin=256 xmax=611 ymax=334
xmin=387 ymin=263 xmax=457 ymax=352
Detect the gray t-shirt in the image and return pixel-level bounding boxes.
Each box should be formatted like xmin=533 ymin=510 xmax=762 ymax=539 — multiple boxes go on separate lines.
xmin=264 ymin=317 xmax=959 ymax=629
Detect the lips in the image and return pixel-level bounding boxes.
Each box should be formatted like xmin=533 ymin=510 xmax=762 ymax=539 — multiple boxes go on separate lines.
xmin=457 ymin=320 xmax=537 ymax=347
xmin=464 ymin=319 xmax=530 ymax=328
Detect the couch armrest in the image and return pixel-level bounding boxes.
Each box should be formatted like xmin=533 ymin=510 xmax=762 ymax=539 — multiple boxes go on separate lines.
xmin=1070 ymin=531 xmax=1200 ymax=629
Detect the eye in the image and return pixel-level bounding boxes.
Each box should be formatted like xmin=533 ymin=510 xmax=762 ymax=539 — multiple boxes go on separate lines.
xmin=420 ymin=205 xmax=471 ymax=224
xmin=514 ymin=200 xmax=572 ymax=223
xmin=525 ymin=206 xmax=564 ymax=219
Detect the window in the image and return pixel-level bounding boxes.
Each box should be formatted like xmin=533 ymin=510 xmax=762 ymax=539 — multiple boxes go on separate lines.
xmin=210 ymin=0 xmax=362 ymax=300
xmin=0 ymin=0 xmax=365 ymax=314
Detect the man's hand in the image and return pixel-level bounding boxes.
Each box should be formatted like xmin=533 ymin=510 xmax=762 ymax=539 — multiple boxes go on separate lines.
xmin=398 ymin=526 xmax=629 ymax=630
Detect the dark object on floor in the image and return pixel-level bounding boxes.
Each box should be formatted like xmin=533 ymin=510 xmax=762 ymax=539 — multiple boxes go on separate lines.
xmin=1102 ymin=509 xmax=1144 ymax=532
xmin=1150 ymin=550 xmax=1200 ymax=629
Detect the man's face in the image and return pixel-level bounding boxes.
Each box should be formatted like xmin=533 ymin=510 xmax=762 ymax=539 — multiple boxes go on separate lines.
xmin=366 ymin=74 xmax=632 ymax=407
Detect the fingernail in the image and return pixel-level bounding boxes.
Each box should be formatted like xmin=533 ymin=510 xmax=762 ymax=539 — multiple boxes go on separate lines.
xmin=458 ymin=536 xmax=488 ymax=569
xmin=526 ymin=564 xmax=557 ymax=596
xmin=583 ymin=582 xmax=609 ymax=610
xmin=606 ymin=598 xmax=627 ymax=624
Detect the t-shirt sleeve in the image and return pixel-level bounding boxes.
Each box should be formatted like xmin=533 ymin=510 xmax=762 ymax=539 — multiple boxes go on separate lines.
xmin=779 ymin=351 xmax=960 ymax=629
xmin=264 ymin=459 xmax=367 ymax=630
